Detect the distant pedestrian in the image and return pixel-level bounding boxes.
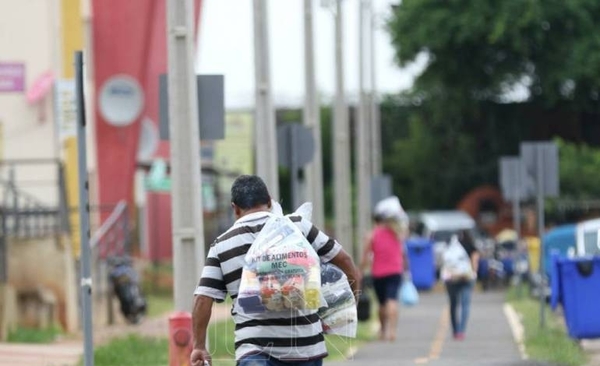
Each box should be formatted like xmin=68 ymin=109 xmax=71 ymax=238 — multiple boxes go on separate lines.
xmin=360 ymin=196 xmax=409 ymax=341
xmin=441 ymin=230 xmax=480 ymax=340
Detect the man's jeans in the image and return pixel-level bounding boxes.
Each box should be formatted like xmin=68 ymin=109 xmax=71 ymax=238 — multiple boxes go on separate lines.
xmin=237 ymin=353 xmax=323 ymax=366
xmin=445 ymin=280 xmax=474 ymax=335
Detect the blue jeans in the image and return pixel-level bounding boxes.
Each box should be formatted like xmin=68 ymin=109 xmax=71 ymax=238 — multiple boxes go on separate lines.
xmin=445 ymin=280 xmax=474 ymax=335
xmin=237 ymin=353 xmax=323 ymax=366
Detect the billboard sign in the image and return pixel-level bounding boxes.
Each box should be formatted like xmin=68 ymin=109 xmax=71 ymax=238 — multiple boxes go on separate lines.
xmin=0 ymin=63 xmax=25 ymax=92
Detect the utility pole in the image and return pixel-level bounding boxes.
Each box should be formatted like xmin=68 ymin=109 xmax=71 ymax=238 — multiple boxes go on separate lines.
xmin=333 ymin=0 xmax=353 ymax=258
xmin=166 ymin=0 xmax=205 ymax=312
xmin=369 ymin=0 xmax=382 ymax=176
xmin=356 ymin=0 xmax=371 ymax=253
xmin=536 ymin=149 xmax=546 ymax=328
xmin=75 ymin=50 xmax=93 ymax=366
xmin=303 ymin=0 xmax=324 ymax=227
xmin=253 ymin=0 xmax=279 ymax=199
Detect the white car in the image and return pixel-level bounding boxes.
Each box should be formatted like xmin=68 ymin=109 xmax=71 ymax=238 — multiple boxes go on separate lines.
xmin=576 ymin=218 xmax=600 ymax=256
xmin=416 ymin=211 xmax=477 ymax=275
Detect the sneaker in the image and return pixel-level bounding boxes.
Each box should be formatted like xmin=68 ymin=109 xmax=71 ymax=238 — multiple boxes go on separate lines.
xmin=454 ymin=332 xmax=465 ymax=341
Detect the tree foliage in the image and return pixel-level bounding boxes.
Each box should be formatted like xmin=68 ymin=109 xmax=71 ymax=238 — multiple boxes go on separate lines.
xmin=382 ymin=0 xmax=600 ymax=210
xmin=557 ymin=138 xmax=600 ymax=200
xmin=388 ymin=0 xmax=600 ymax=110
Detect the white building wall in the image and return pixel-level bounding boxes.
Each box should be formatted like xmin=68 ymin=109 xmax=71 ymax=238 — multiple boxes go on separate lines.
xmin=0 ymin=0 xmax=61 ymax=206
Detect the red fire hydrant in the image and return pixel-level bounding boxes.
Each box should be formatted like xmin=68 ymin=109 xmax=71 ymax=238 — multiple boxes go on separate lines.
xmin=169 ymin=311 xmax=193 ymax=366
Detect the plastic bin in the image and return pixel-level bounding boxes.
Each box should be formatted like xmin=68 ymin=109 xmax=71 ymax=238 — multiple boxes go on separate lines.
xmin=406 ymin=238 xmax=436 ymax=290
xmin=550 ymin=257 xmax=600 ymax=339
xmin=543 ymin=224 xmax=576 ymax=279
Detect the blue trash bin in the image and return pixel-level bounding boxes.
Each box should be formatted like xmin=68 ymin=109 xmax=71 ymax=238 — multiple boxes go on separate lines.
xmin=543 ymin=224 xmax=576 ymax=280
xmin=406 ymin=238 xmax=436 ymax=290
xmin=551 ymin=256 xmax=600 ymax=339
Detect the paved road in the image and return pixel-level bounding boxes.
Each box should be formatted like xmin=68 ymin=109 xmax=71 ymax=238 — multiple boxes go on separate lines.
xmin=326 ymin=290 xmax=557 ymax=366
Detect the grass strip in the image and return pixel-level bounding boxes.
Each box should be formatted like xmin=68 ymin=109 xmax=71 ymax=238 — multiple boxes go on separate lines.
xmin=507 ymin=286 xmax=588 ymax=366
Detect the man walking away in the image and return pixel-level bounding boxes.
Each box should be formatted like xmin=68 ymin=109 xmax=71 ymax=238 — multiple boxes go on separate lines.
xmin=190 ymin=175 xmax=361 ymax=366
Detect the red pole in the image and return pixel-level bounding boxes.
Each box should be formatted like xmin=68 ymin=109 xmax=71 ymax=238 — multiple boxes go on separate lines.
xmin=169 ymin=311 xmax=193 ymax=366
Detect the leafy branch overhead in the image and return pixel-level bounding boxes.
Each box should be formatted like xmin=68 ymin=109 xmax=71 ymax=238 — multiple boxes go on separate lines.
xmin=388 ymin=0 xmax=600 ymax=109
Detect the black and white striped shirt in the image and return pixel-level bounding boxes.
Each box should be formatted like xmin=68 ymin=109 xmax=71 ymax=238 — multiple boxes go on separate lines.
xmin=194 ymin=211 xmax=342 ymax=361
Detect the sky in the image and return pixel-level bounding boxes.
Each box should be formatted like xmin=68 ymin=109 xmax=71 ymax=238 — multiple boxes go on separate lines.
xmin=196 ymin=0 xmax=426 ymax=109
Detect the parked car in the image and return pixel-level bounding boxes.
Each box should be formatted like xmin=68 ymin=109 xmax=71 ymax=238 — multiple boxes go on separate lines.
xmin=576 ymin=218 xmax=600 ymax=257
xmin=415 ymin=210 xmax=477 ymax=277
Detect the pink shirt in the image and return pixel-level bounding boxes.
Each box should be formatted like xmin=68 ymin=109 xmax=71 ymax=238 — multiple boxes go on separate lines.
xmin=370 ymin=226 xmax=404 ymax=278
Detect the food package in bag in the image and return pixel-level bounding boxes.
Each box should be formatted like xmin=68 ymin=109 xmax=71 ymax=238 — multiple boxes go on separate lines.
xmin=318 ymin=263 xmax=357 ymax=337
xmin=237 ymin=212 xmax=324 ymax=314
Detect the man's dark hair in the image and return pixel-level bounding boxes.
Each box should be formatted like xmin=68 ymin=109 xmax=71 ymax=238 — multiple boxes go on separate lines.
xmin=231 ymin=175 xmax=271 ymax=210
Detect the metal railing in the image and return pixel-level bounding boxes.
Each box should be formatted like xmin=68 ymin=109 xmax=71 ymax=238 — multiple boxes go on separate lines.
xmin=0 ymin=159 xmax=68 ymax=283
xmin=89 ymin=200 xmax=133 ymax=324
xmin=90 ymin=200 xmax=131 ymax=259
xmin=0 ymin=160 xmax=68 ymax=239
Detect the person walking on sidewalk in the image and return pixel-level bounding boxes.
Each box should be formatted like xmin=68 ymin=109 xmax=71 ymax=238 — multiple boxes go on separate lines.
xmin=190 ymin=175 xmax=361 ymax=366
xmin=441 ymin=230 xmax=480 ymax=341
xmin=360 ymin=196 xmax=409 ymax=341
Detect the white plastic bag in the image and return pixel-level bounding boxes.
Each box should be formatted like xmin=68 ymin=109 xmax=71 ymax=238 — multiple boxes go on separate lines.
xmin=318 ymin=263 xmax=357 ymax=337
xmin=440 ymin=235 xmax=474 ymax=282
xmin=237 ymin=204 xmax=323 ymax=314
xmin=373 ymin=196 xmax=408 ymax=221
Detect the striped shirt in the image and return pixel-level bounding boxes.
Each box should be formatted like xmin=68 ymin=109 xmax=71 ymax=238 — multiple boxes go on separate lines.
xmin=194 ymin=211 xmax=342 ymax=361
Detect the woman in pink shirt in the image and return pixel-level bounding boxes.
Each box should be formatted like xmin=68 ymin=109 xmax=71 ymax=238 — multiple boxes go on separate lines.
xmin=360 ymin=212 xmax=409 ymax=341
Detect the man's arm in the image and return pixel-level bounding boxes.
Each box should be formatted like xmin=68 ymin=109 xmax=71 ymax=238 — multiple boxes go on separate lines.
xmin=190 ymin=295 xmax=214 ymax=366
xmin=330 ymin=249 xmax=362 ymax=298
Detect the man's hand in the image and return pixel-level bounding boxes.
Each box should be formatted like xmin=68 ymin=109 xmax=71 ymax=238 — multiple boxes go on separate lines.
xmin=190 ymin=347 xmax=211 ymax=366
xmin=191 ymin=295 xmax=214 ymax=366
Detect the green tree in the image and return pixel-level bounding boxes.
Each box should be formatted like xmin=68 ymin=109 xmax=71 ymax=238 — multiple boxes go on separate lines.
xmin=557 ymin=138 xmax=600 ymax=200
xmin=382 ymin=0 xmax=600 ymax=209
xmin=388 ymin=0 xmax=600 ymax=110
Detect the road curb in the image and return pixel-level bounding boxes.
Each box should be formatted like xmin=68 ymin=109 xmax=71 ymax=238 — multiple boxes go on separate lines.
xmin=504 ymin=302 xmax=528 ymax=360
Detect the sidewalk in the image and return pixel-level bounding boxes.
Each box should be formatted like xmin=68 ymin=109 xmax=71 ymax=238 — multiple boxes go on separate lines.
xmin=0 ymin=302 xmax=231 ymax=366
xmin=326 ymin=290 xmax=557 ymax=366
xmin=1 ymin=291 xmax=597 ymax=366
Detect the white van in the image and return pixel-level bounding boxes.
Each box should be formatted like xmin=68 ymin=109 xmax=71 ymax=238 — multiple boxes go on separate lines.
xmin=576 ymin=218 xmax=600 ymax=257
xmin=416 ymin=211 xmax=477 ymax=273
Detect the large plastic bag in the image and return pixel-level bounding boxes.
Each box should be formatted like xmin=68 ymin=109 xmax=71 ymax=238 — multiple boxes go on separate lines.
xmin=440 ymin=235 xmax=474 ymax=282
xmin=373 ymin=196 xmax=408 ymax=222
xmin=318 ymin=263 xmax=357 ymax=337
xmin=399 ymin=278 xmax=419 ymax=306
xmin=237 ymin=204 xmax=324 ymax=314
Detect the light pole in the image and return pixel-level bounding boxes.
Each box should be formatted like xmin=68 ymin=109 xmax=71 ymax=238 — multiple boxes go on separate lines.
xmin=166 ymin=0 xmax=205 ymax=313
xmin=303 ymin=0 xmax=325 ymax=227
xmin=333 ymin=0 xmax=353 ymax=258
xmin=356 ymin=0 xmax=372 ymax=256
xmin=253 ymin=0 xmax=279 ymax=199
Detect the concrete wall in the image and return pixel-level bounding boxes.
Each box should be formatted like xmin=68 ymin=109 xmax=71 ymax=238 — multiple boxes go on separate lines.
xmin=0 ymin=284 xmax=18 ymax=341
xmin=0 ymin=0 xmax=61 ymax=205
xmin=7 ymin=236 xmax=79 ymax=333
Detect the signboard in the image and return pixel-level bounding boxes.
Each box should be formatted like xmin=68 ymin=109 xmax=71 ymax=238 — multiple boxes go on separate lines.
xmin=159 ymin=74 xmax=225 ymax=140
xmin=0 ymin=63 xmax=25 ymax=92
xmin=520 ymin=141 xmax=560 ymax=198
xmin=99 ymin=74 xmax=144 ymax=127
xmin=276 ymin=123 xmax=315 ymax=169
xmin=499 ymin=157 xmax=530 ymax=202
xmin=54 ymin=79 xmax=77 ymax=141
xmin=371 ymin=175 xmax=393 ymax=209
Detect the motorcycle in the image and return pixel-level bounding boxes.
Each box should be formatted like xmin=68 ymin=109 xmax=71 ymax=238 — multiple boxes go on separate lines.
xmin=108 ymin=256 xmax=147 ymax=324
